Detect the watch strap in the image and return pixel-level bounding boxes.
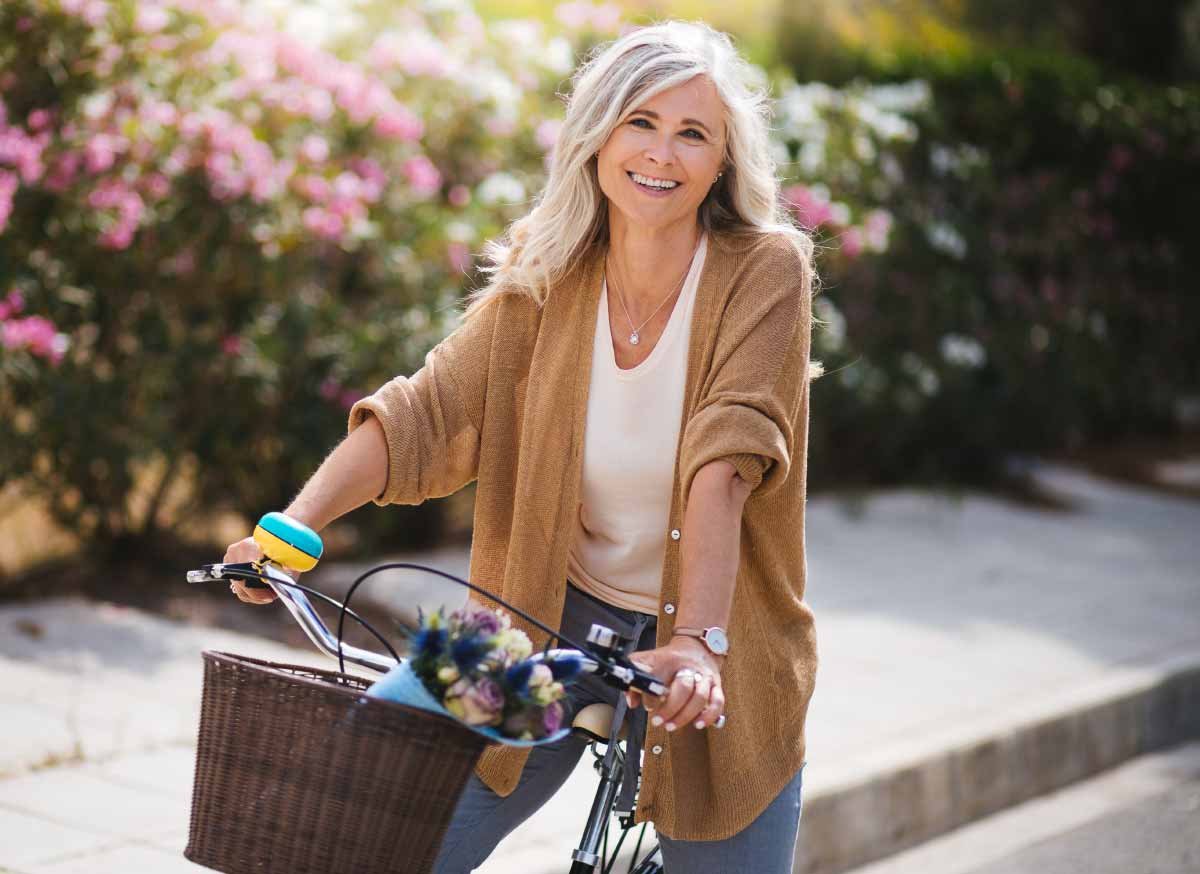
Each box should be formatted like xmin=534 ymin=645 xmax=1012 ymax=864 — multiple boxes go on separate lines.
xmin=671 ymin=626 xmax=729 ymax=655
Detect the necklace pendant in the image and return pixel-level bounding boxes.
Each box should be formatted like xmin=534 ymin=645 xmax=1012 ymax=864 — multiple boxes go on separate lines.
xmin=629 ymin=331 xmax=640 ymax=346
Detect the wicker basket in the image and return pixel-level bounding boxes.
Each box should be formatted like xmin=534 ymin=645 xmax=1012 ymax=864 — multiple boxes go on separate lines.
xmin=185 ymin=650 xmax=487 ymax=874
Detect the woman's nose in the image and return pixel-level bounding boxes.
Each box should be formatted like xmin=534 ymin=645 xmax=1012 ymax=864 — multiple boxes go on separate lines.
xmin=643 ymin=135 xmax=678 ymax=166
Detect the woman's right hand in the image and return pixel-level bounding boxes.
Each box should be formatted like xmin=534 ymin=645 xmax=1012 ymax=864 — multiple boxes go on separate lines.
xmin=223 ymin=535 xmax=298 ymax=605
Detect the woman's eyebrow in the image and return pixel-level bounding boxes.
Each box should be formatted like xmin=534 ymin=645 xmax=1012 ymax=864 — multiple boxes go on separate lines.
xmin=628 ymin=109 xmax=714 ymax=136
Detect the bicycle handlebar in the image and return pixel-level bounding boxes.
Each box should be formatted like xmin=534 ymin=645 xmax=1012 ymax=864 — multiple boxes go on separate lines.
xmin=186 ymin=560 xmax=686 ymax=706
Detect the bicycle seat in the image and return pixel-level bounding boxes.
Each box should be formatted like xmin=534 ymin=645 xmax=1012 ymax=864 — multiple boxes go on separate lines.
xmin=571 ymin=703 xmax=629 ymax=744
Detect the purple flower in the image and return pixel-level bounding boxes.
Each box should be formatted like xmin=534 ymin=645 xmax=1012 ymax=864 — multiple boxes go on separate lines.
xmin=445 ymin=677 xmax=504 ymax=726
xmin=471 ymin=608 xmax=502 ymax=636
xmin=542 ymin=700 xmax=564 ymax=734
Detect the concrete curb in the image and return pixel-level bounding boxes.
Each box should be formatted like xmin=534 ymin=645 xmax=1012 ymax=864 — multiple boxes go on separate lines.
xmin=793 ymin=651 xmax=1200 ymax=874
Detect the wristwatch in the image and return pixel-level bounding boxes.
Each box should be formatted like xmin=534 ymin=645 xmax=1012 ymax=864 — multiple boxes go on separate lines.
xmin=672 ymin=626 xmax=730 ymax=656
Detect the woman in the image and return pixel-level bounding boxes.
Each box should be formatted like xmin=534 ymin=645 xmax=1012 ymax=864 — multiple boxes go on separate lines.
xmin=227 ymin=19 xmax=820 ymax=873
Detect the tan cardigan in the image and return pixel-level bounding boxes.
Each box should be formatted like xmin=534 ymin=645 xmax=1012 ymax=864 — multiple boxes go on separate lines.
xmin=347 ymin=227 xmax=818 ymax=841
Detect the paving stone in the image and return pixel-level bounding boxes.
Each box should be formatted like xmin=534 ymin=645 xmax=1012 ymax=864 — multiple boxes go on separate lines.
xmin=22 ymin=843 xmax=207 ymax=874
xmin=0 ymin=768 xmax=189 ymax=844
xmin=0 ymin=808 xmax=116 ymax=868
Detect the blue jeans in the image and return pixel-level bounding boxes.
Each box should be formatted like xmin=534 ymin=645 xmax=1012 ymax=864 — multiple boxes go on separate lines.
xmin=431 ymin=583 xmax=806 ymax=873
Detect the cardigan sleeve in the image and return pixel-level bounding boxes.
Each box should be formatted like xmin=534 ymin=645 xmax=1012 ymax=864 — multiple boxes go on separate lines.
xmin=345 ymin=294 xmax=501 ymax=507
xmin=678 ymin=236 xmax=813 ymax=506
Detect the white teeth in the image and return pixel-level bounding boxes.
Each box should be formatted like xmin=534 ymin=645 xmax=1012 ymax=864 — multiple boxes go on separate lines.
xmin=630 ymin=172 xmax=678 ymax=189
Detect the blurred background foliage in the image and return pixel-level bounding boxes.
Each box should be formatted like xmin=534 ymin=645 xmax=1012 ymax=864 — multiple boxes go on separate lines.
xmin=1 ymin=0 xmax=1197 ymax=577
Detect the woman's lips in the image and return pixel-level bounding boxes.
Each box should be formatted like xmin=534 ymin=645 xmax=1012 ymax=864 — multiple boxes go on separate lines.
xmin=627 ymin=171 xmax=680 ymax=196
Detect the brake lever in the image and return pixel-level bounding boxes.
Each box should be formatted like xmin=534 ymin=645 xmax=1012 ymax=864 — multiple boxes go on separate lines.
xmin=186 ymin=562 xmax=272 ymax=589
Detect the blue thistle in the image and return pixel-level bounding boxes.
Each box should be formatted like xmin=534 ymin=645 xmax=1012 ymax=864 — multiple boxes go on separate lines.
xmin=413 ymin=626 xmax=447 ymax=661
xmin=548 ymin=655 xmax=583 ymax=682
xmin=451 ymin=635 xmax=492 ymax=673
xmin=506 ymin=660 xmax=535 ymax=695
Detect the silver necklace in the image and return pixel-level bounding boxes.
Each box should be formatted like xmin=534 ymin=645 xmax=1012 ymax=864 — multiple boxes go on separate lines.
xmin=606 ymin=244 xmax=697 ymax=346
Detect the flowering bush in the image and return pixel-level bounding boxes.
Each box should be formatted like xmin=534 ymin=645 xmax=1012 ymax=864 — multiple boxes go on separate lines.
xmin=394 ymin=603 xmax=582 ymax=742
xmin=773 ymin=54 xmax=1200 ymax=487
xmin=0 ymin=0 xmax=596 ymax=556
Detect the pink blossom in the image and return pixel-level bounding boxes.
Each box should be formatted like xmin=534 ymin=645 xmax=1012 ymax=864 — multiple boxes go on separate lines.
xmin=302 ymin=206 xmax=345 ymax=241
xmin=27 ymin=109 xmax=52 ymax=131
xmin=332 ymin=171 xmax=362 ymax=201
xmin=447 ymin=241 xmax=471 ymax=274
xmin=48 ymin=152 xmax=82 ymax=192
xmin=140 ymin=100 xmax=178 ymax=127
xmin=16 ymin=16 xmax=34 ymax=32
xmin=0 ymin=170 xmax=17 ymax=234
xmin=840 ymin=227 xmax=864 ymax=260
xmin=294 ymin=174 xmax=331 ymax=202
xmin=5 ymin=288 xmax=26 ymax=316
xmin=163 ymin=145 xmax=191 ymax=177
xmin=782 ymin=184 xmax=835 ymax=229
xmin=135 ymin=5 xmax=171 ymax=34
xmin=61 ymin=0 xmax=108 ymax=26
xmin=221 ymin=335 xmax=243 ymax=356
xmin=328 ymin=196 xmax=366 ymax=223
xmin=0 ymin=126 xmax=48 ymax=183
xmin=337 ymin=77 xmax=391 ymax=125
xmin=402 ymin=155 xmax=441 ymax=198
xmin=535 ymin=118 xmax=562 ymax=152
xmin=89 ymin=179 xmax=144 ymax=249
xmin=299 ymin=134 xmax=330 ymax=164
xmin=141 ymin=172 xmax=171 ymax=200
xmin=374 ymin=106 xmax=424 ymax=142
xmin=350 ymin=158 xmax=386 ymax=202
xmin=448 ymin=184 xmax=471 ymax=208
xmin=100 ymin=223 xmax=135 ymax=250
xmin=2 ymin=315 xmax=68 ymax=364
xmin=84 ymin=133 xmax=125 ymax=174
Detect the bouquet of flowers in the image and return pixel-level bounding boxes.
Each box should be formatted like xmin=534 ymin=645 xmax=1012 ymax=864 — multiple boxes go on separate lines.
xmin=366 ymin=603 xmax=583 ymax=745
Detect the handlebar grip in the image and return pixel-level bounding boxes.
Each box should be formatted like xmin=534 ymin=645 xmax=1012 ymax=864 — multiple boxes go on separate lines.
xmin=253 ymin=512 xmax=324 ymax=573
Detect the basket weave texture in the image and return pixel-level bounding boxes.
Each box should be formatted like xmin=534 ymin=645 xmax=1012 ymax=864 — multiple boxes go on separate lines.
xmin=186 ymin=650 xmax=487 ymax=874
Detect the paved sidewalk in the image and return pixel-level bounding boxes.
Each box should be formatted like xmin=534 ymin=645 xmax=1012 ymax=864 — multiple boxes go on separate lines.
xmin=844 ymin=740 xmax=1200 ymax=874
xmin=1 ymin=461 xmax=1198 ymax=873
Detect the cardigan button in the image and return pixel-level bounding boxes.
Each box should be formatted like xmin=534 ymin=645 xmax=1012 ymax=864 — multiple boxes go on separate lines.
xmin=670 ymin=528 xmax=681 ymax=541
xmin=663 ymin=603 xmax=675 ymax=615
xmin=651 ymin=744 xmax=664 ymax=755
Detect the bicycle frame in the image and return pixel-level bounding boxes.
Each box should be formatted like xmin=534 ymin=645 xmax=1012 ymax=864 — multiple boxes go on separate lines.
xmin=187 ymin=559 xmax=668 ymax=873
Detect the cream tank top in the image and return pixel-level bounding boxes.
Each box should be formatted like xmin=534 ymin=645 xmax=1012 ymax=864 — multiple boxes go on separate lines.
xmin=566 ymin=232 xmax=707 ymax=615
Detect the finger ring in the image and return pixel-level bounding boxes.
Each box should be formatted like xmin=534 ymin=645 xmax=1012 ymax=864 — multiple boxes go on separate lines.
xmin=674 ymin=668 xmax=697 ymax=683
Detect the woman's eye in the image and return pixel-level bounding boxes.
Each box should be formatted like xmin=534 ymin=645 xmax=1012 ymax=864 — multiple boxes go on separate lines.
xmin=629 ymin=118 xmax=705 ymax=140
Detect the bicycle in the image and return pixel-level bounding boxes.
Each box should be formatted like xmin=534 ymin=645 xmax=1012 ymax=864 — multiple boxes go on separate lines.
xmin=186 ymin=512 xmax=723 ymax=874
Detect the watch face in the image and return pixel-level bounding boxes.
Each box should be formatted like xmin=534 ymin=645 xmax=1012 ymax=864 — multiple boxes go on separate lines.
xmin=705 ymin=627 xmax=729 ymax=655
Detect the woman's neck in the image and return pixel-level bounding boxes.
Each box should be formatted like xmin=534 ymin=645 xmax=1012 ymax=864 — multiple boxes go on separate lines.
xmin=605 ymin=216 xmax=703 ymax=314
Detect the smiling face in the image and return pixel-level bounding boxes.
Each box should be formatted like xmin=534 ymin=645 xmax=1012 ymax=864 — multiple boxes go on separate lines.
xmin=596 ymin=74 xmax=727 ymax=237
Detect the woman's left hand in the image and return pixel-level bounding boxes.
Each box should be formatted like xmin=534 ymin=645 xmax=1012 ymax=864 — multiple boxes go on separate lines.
xmin=625 ymin=636 xmax=726 ymax=731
